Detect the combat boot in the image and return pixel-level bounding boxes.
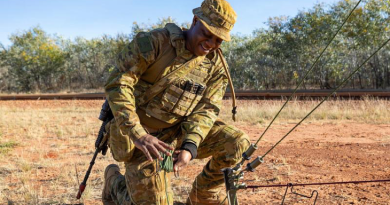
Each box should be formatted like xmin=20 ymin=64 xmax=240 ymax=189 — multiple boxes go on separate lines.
xmin=186 ymin=188 xmax=228 ymax=205
xmin=102 ymin=164 xmax=121 ymax=205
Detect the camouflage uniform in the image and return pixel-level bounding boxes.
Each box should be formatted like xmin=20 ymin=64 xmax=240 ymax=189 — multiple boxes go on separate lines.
xmin=104 ymin=0 xmax=249 ymax=204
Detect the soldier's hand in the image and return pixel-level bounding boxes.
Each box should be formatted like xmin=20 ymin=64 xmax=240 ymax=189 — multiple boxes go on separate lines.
xmin=134 ymin=134 xmax=174 ymax=162
xmin=173 ymin=150 xmax=192 ymax=176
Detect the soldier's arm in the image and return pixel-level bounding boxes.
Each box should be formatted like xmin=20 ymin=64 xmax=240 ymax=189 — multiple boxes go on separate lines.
xmin=180 ymin=54 xmax=229 ymax=158
xmin=104 ymin=32 xmax=159 ymax=141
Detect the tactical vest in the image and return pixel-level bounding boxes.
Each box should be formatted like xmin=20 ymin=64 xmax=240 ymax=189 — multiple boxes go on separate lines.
xmin=133 ymin=23 xmax=218 ymax=129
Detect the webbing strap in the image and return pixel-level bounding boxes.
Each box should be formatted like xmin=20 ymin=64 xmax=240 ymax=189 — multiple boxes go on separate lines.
xmin=217 ymin=49 xmax=237 ymax=121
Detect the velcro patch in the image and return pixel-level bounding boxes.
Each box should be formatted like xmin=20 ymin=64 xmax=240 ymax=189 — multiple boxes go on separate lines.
xmin=137 ymin=36 xmax=153 ymax=53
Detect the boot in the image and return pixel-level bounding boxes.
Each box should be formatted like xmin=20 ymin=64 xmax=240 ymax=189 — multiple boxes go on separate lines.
xmin=186 ymin=188 xmax=228 ymax=205
xmin=102 ymin=164 xmax=121 ymax=205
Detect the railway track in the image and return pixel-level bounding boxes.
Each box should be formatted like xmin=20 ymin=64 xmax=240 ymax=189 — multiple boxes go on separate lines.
xmin=0 ymin=89 xmax=389 ymax=100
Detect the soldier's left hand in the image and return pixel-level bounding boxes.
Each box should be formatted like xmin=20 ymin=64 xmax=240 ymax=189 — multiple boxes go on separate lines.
xmin=173 ymin=150 xmax=192 ymax=177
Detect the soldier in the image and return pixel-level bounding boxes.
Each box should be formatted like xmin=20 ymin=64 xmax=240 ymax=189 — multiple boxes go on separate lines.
xmin=102 ymin=0 xmax=250 ymax=204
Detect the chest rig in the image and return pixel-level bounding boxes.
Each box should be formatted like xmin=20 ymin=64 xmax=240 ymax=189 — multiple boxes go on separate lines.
xmin=133 ymin=23 xmax=216 ymax=129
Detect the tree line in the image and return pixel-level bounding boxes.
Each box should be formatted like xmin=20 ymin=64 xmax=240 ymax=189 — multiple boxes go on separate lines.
xmin=0 ymin=0 xmax=389 ymax=93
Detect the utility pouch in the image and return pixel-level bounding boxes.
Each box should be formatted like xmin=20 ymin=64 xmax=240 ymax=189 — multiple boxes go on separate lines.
xmin=160 ymin=79 xmax=206 ymax=117
xmin=107 ymin=118 xmax=135 ymax=162
xmin=160 ymin=81 xmax=185 ymax=113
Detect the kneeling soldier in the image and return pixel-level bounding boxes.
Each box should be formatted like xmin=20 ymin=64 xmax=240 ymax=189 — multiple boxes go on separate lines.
xmin=102 ymin=0 xmax=250 ymax=204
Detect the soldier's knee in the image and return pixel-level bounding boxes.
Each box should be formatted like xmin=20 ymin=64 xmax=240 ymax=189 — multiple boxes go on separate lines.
xmin=232 ymin=128 xmax=250 ymax=155
xmin=223 ymin=125 xmax=249 ymax=144
xmin=220 ymin=125 xmax=250 ymax=162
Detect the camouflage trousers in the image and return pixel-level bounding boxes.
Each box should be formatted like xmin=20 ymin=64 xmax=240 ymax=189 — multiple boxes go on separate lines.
xmin=107 ymin=119 xmax=250 ymax=205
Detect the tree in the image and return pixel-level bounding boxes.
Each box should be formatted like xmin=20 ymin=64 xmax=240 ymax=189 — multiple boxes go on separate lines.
xmin=1 ymin=26 xmax=66 ymax=92
xmin=1 ymin=0 xmax=389 ymax=93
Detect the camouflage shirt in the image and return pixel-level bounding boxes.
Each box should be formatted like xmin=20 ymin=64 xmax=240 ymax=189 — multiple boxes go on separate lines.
xmin=104 ymin=23 xmax=228 ymax=147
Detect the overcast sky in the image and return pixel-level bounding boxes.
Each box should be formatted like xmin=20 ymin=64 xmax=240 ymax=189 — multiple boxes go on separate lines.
xmin=0 ymin=0 xmax=340 ymax=46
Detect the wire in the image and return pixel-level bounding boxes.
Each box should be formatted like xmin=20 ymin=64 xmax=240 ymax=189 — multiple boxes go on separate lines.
xmin=261 ymin=37 xmax=390 ymax=158
xmin=246 ymin=179 xmax=390 ymax=189
xmin=255 ymin=0 xmax=363 ymax=145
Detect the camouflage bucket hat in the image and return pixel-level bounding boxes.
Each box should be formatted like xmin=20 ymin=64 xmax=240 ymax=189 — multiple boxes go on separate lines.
xmin=193 ymin=0 xmax=237 ymax=41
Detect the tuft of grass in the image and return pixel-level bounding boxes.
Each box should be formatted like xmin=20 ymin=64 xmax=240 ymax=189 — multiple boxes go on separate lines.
xmin=0 ymin=141 xmax=18 ymax=154
xmin=20 ymin=162 xmax=32 ymax=172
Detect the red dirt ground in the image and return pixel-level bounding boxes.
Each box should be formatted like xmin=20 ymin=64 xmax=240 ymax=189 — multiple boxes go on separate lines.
xmin=0 ymin=100 xmax=389 ymax=205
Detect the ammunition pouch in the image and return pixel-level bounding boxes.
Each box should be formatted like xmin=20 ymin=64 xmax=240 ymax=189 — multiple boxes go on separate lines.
xmin=141 ymin=79 xmax=206 ymax=126
xmin=161 ymin=79 xmax=205 ymax=116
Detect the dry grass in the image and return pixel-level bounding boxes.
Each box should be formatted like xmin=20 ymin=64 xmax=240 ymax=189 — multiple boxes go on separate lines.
xmin=220 ymin=97 xmax=390 ymax=125
xmin=0 ymin=100 xmax=118 ymax=205
xmin=0 ymin=98 xmax=389 ymax=204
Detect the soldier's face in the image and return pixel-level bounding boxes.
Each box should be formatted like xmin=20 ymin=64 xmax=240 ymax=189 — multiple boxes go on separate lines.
xmin=186 ymin=16 xmax=223 ymax=56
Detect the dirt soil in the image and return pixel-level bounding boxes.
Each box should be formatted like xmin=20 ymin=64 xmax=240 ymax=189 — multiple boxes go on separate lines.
xmin=0 ymin=100 xmax=389 ymax=205
xmin=231 ymin=122 xmax=390 ymax=205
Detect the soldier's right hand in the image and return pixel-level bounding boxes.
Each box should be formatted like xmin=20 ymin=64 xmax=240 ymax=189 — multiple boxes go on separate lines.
xmin=134 ymin=134 xmax=174 ymax=162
